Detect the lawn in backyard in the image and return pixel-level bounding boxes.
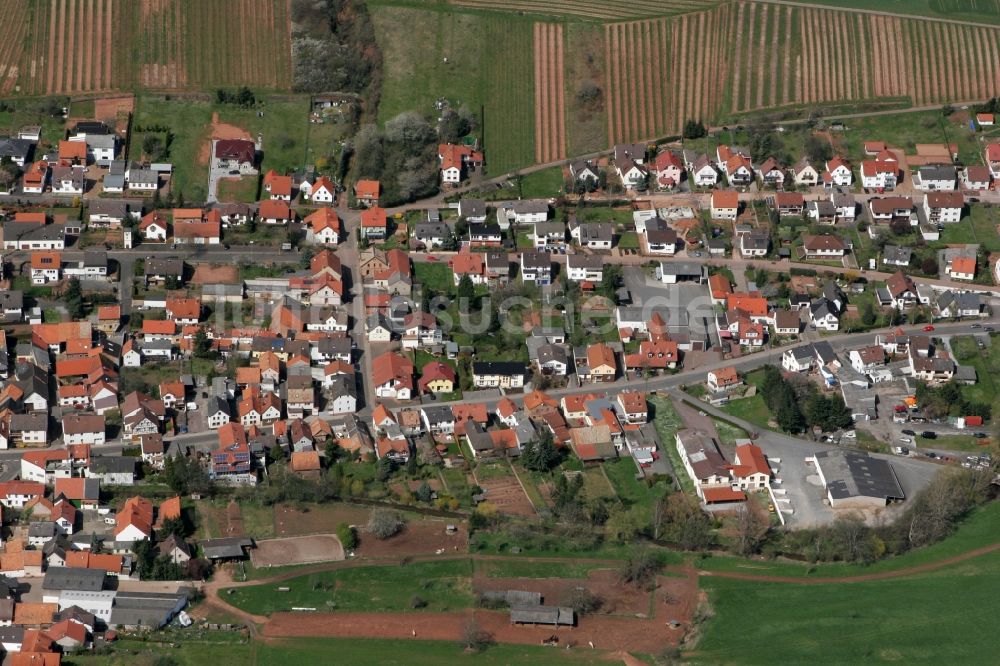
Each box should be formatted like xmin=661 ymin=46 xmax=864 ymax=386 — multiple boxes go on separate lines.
xmin=414 ymin=262 xmax=455 ymax=295
xmin=719 ymin=369 xmax=771 ymax=431
xmin=215 ymin=177 xmax=260 ymax=203
xmin=67 ymin=633 xmax=251 ymax=666
xmin=224 ymin=559 xmax=475 ymax=615
xmin=937 ymin=205 xmax=1000 ymax=253
xmin=0 ymin=98 xmax=72 ymax=154
xmin=371 ymin=5 xmax=535 ymax=174
xmin=713 ymin=419 xmax=750 ymax=446
xmin=648 ymin=396 xmax=692 ymax=493
xmin=575 ymin=205 xmax=635 ymax=226
xmin=602 ymin=457 xmax=670 ymax=506
xmin=440 ymin=467 xmax=471 ymax=501
xmin=617 ymin=231 xmax=639 ymax=249
xmin=693 ymin=538 xmax=1000 ymax=664
xmin=941 ymin=334 xmax=1000 ymax=450
xmin=519 ymin=166 xmax=564 ymax=198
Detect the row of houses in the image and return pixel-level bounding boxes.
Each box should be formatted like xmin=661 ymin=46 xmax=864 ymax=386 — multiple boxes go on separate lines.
xmin=371 ymin=387 xmax=655 ymax=466
xmin=578 ymin=141 xmax=995 ymax=193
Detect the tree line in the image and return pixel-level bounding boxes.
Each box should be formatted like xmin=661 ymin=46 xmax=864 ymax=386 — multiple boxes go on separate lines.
xmin=759 ymin=365 xmax=853 ymax=434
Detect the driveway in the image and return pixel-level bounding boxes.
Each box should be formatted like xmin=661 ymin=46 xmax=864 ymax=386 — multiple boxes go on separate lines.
xmin=206 ymin=140 xmax=231 ymax=204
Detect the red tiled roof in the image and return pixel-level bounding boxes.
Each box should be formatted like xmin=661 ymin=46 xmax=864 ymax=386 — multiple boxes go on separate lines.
xmin=709 ymin=273 xmax=732 ymax=299
xmin=306 ymin=207 xmax=341 ymax=234
xmin=702 ymin=487 xmax=746 ymax=503
xmin=354 ymin=179 xmax=379 ymax=199
xmin=258 ymin=200 xmax=292 ymax=220
xmin=361 ymin=206 xmax=388 ymax=228
xmin=114 ymin=496 xmax=153 ymax=538
xmin=290 ymin=450 xmax=322 ymax=472
xmin=712 ymin=190 xmax=739 ymax=208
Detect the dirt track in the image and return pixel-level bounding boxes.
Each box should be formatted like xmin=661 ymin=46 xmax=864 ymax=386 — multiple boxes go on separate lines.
xmin=263 ymin=607 xmax=687 ymax=654
xmin=197 ymin=112 xmax=254 ymax=165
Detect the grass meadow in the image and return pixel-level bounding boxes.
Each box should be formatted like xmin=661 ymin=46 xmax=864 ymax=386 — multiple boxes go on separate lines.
xmin=370 ymin=4 xmax=535 ymax=174
xmin=223 ymin=559 xmax=475 ymax=615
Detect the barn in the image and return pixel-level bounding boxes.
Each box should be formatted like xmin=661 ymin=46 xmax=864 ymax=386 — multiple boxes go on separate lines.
xmin=510 ymin=605 xmax=575 ymax=626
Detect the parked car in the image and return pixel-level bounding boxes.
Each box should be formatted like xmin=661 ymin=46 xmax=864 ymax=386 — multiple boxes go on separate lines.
xmin=971 ymin=323 xmax=982 ymax=329
xmin=901 ymin=429 xmax=916 ymax=436
xmin=898 ymin=437 xmax=913 ymax=444
xmin=923 ymin=325 xmax=935 ymax=332
xmin=986 ymin=326 xmax=995 ymax=332
xmin=921 ymin=431 xmax=937 ymax=439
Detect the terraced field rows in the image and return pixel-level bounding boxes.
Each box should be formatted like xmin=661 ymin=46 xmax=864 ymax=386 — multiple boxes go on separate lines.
xmin=904 ymin=18 xmax=1000 ymax=104
xmin=533 ymin=23 xmax=566 ymax=163
xmin=0 ymin=0 xmax=291 ymax=96
xmin=450 ymin=0 xmax=721 ymax=21
xmin=603 ymin=3 xmax=733 ymax=143
xmin=599 ymin=1 xmax=1000 ymax=146
xmin=0 ymin=2 xmax=30 ymax=95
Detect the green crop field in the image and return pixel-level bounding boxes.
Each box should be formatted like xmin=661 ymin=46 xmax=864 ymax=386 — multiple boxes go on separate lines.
xmin=223 ymin=559 xmax=475 ymax=615
xmin=370 ymin=4 xmax=535 ymax=174
xmin=806 ymin=0 xmax=1000 ymax=25
xmin=694 ymin=541 xmax=1000 ymax=664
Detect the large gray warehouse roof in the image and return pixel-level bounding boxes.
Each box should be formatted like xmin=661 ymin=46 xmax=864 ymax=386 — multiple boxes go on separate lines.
xmin=814 ymin=450 xmax=904 ymax=502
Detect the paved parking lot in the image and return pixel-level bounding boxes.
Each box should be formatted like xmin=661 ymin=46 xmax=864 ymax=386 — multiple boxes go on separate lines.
xmin=623 ymin=267 xmax=719 ymax=346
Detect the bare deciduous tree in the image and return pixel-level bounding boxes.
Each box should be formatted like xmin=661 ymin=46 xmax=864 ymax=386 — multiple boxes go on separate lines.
xmin=732 ymin=503 xmax=769 ymax=557
xmin=459 ymin=618 xmax=493 ymax=652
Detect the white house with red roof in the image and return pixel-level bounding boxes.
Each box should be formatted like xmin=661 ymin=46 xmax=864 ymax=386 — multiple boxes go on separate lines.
xmin=306 ymin=208 xmax=341 ymax=245
xmin=263 ymin=170 xmax=293 ymax=201
xmin=728 ymin=442 xmax=771 ymax=490
xmin=311 ymin=176 xmax=337 ymax=204
xmin=360 ymin=207 xmax=388 ymax=239
xmin=860 ymin=159 xmax=898 ymax=190
xmin=114 ymin=496 xmax=153 ymax=542
xmin=654 ymin=150 xmax=684 ymax=189
xmin=824 ymin=156 xmax=853 ymax=187
xmin=985 ymin=143 xmax=1000 ymax=178
xmin=139 ymin=211 xmax=169 ymax=243
xmin=438 ymin=143 xmax=483 ymax=184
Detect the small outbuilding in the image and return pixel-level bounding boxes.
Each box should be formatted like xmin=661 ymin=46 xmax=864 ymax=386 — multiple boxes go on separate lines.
xmin=510 ymin=605 xmax=575 ymax=626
